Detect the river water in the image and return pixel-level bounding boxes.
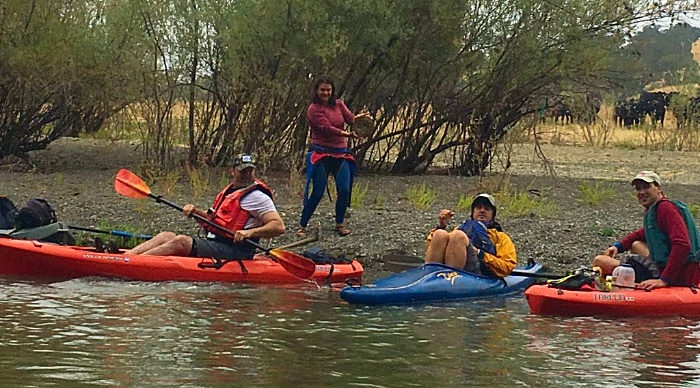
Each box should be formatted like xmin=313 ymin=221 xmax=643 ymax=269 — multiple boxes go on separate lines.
xmin=0 ymin=277 xmax=698 ymax=387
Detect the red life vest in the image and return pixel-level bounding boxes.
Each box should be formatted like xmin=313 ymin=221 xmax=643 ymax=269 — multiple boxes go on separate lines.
xmin=202 ymin=180 xmax=274 ymax=238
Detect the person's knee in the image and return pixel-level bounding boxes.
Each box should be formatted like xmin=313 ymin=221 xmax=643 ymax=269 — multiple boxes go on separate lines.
xmin=308 ymin=185 xmax=325 ymax=202
xmin=592 ymin=255 xmax=607 ymax=267
xmin=630 ymin=241 xmax=649 ymax=255
xmin=155 ymin=231 xmax=176 ymax=240
xmin=432 ymin=229 xmax=450 ymax=243
xmin=593 ymin=254 xmax=619 ymax=274
xmin=448 ymin=230 xmax=469 ymax=246
xmin=172 ymin=235 xmax=192 ymax=250
xmin=309 ymin=192 xmax=324 ymax=202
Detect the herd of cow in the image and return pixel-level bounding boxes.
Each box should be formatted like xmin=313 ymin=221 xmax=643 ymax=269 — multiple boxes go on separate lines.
xmin=544 ymin=91 xmax=700 ymax=128
xmin=613 ymin=91 xmax=675 ymax=127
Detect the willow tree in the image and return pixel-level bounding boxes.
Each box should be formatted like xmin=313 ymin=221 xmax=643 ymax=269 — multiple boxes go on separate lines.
xmin=3 ymin=0 xmax=693 ymax=175
xmin=193 ymin=0 xmax=695 ymax=174
xmin=0 ymin=0 xmax=145 ymax=160
xmin=350 ymin=0 xmax=697 ymax=174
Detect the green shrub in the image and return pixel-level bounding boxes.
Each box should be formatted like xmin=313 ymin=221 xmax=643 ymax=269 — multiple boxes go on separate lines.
xmin=350 ymin=182 xmax=369 ymax=208
xmin=689 ymin=203 xmax=700 ymax=219
xmin=155 ymin=170 xmax=181 ymax=197
xmin=456 ymin=193 xmax=473 ymax=212
xmin=53 ymin=173 xmax=64 ymax=186
xmin=373 ymin=194 xmax=385 ymax=210
xmin=495 ymin=190 xmax=553 ymax=218
xmin=186 ymin=165 xmax=211 ymax=200
xmin=406 ymin=184 xmax=437 ymax=211
xmin=577 ymin=181 xmax=614 ymax=206
xmin=219 ymin=169 xmax=231 ymax=188
xmin=600 ymin=227 xmax=615 ymax=237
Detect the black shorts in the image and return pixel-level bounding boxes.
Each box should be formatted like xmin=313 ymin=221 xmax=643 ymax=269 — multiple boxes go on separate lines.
xmin=619 ymin=254 xmax=660 ymax=283
xmin=190 ymin=237 xmax=256 ymax=260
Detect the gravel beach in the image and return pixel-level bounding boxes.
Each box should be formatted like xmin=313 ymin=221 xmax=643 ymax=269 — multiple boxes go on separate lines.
xmin=2 ymin=137 xmax=699 ymax=279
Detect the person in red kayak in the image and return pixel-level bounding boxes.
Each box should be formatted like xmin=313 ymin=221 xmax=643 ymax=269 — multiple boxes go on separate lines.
xmin=297 ymin=75 xmax=370 ymax=238
xmin=593 ymin=171 xmax=700 ymax=290
xmin=424 ymin=193 xmax=517 ymax=277
xmin=126 ymin=153 xmax=285 ymax=259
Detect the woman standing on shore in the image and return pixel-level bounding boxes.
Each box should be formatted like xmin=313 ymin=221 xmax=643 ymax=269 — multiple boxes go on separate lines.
xmin=297 ymin=76 xmax=368 ymax=237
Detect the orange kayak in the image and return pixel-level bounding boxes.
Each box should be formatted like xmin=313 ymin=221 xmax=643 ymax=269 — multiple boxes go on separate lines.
xmin=525 ymin=284 xmax=700 ymax=317
xmin=0 ymin=238 xmax=363 ymax=284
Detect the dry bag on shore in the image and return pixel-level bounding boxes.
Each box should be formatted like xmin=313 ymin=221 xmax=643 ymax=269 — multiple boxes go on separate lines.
xmin=16 ymin=198 xmax=57 ymax=229
xmin=303 ymin=246 xmax=352 ymax=264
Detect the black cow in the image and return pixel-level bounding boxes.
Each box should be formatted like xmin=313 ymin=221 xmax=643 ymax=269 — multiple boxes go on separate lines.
xmin=551 ymin=104 xmax=573 ymax=125
xmin=614 ymin=99 xmax=642 ymax=126
xmin=614 ymin=91 xmax=674 ymax=127
xmin=639 ymin=91 xmax=671 ymax=126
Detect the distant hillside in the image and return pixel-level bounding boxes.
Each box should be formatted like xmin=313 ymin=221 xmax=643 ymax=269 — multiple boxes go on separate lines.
xmin=627 ymin=23 xmax=700 ymax=81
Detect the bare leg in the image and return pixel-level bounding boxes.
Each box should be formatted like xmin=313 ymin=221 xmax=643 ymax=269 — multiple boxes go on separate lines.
xmin=630 ymin=241 xmax=650 ymax=256
xmin=125 ymin=231 xmax=177 ymax=254
xmin=141 ymin=234 xmax=193 ymax=256
xmin=425 ymin=229 xmax=449 ymax=263
xmin=593 ymin=241 xmax=649 ymax=276
xmin=444 ymin=230 xmax=469 ymax=269
xmin=592 ymin=255 xmax=620 ymax=275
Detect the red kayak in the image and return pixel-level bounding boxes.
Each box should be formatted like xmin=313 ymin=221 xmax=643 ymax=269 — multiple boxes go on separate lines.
xmin=525 ymin=284 xmax=700 ymax=317
xmin=0 ymin=238 xmax=363 ymax=284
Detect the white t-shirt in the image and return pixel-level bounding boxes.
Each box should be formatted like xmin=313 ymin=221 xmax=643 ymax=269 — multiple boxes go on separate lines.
xmin=240 ymin=190 xmax=277 ymax=229
xmin=206 ymin=189 xmax=276 ymax=238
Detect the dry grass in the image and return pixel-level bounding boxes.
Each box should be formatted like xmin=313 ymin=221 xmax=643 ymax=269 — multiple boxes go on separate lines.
xmin=533 ymin=101 xmax=700 ymax=151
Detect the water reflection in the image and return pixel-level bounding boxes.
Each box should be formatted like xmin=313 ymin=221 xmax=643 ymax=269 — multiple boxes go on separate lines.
xmin=521 ymin=315 xmax=700 ymax=386
xmin=0 ymin=278 xmax=698 ymax=387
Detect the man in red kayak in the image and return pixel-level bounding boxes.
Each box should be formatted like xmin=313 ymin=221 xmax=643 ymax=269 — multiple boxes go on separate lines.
xmin=126 ymin=153 xmax=285 ymax=259
xmin=424 ymin=193 xmax=517 ymax=277
xmin=593 ymin=171 xmax=700 ymax=290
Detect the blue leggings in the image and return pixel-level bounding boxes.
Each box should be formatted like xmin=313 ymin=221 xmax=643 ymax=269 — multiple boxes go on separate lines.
xmin=300 ymin=157 xmax=351 ymax=227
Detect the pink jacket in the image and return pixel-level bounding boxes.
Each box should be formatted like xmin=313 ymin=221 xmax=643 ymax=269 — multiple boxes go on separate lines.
xmin=307 ymin=100 xmax=355 ymax=149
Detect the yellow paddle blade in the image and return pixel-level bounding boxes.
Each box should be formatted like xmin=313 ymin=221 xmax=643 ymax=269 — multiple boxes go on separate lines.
xmin=114 ymin=169 xmax=152 ymax=199
xmin=269 ymin=249 xmax=316 ymax=279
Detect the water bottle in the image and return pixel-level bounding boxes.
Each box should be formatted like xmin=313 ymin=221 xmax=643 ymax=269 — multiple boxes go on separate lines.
xmin=612 ymin=264 xmax=635 ymax=287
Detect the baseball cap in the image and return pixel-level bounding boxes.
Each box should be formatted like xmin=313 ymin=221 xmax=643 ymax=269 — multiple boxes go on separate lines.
xmin=232 ymin=153 xmax=256 ymax=170
xmin=631 ymin=170 xmax=661 ymax=185
xmin=472 ymin=193 xmax=497 ymax=209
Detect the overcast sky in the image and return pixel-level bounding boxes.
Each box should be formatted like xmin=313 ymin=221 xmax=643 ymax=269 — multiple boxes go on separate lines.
xmin=652 ymin=10 xmax=700 ymax=30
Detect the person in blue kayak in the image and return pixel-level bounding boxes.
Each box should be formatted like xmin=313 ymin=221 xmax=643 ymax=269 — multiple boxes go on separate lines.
xmin=592 ymin=170 xmax=700 ymax=290
xmin=424 ymin=193 xmax=517 ymax=277
xmin=126 ymin=153 xmax=285 ymax=259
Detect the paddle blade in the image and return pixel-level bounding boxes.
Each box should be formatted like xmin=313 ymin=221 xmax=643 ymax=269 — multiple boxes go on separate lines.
xmin=269 ymin=249 xmax=316 ymax=279
xmin=382 ymin=254 xmax=424 ymax=272
xmin=114 ymin=169 xmax=151 ymax=199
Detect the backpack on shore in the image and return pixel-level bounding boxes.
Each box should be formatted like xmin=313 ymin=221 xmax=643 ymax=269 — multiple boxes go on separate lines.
xmin=16 ymin=198 xmax=57 ymax=229
xmin=0 ymin=196 xmax=19 ymax=229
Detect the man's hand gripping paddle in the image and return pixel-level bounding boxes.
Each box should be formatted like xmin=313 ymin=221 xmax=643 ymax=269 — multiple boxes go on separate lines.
xmin=114 ymin=168 xmax=316 ymax=279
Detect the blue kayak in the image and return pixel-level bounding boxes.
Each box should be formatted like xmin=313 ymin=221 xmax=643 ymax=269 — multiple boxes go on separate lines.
xmin=340 ymin=262 xmax=544 ymax=305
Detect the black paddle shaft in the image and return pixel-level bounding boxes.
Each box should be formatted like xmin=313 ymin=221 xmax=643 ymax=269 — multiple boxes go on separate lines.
xmin=149 ymin=194 xmax=269 ymax=253
xmin=510 ymin=270 xmax=566 ymax=279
